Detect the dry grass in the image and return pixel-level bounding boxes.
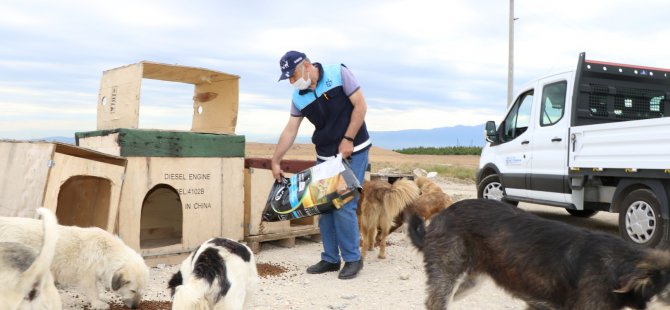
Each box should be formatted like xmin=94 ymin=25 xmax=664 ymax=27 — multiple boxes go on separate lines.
xmin=245 ymin=142 xmax=480 ymax=181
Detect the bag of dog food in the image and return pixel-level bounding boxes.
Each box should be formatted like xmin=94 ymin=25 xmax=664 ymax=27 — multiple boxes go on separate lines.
xmin=262 ymin=155 xmax=361 ymax=222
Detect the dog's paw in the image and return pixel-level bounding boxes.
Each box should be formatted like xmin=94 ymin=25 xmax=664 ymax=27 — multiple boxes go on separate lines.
xmin=378 ymin=254 xmax=386 ymax=259
xmin=89 ymin=300 xmax=110 ymax=310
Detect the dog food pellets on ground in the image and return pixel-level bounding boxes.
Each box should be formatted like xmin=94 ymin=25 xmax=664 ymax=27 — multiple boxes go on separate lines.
xmin=108 ymin=300 xmax=172 ymax=310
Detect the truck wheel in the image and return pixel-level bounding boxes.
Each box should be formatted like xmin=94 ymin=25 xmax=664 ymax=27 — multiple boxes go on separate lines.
xmin=477 ymin=174 xmax=518 ymax=206
xmin=618 ymin=188 xmax=664 ymax=247
xmin=565 ymin=209 xmax=598 ymax=218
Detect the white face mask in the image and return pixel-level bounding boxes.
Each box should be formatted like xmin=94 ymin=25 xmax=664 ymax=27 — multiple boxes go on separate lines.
xmin=291 ymin=65 xmax=311 ymax=90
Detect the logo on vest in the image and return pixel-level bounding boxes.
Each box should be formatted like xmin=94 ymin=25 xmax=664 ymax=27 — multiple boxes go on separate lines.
xmin=326 ymin=79 xmax=332 ymax=87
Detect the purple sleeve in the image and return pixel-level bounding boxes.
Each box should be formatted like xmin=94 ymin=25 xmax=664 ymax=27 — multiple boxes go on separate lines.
xmin=290 ymin=102 xmax=302 ymax=117
xmin=341 ymin=65 xmax=361 ymax=96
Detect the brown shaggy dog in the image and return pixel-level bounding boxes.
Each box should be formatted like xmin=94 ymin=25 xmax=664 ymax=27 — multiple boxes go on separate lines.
xmin=408 ymin=199 xmax=670 ymax=310
xmin=415 ymin=176 xmax=443 ymax=195
xmin=357 ymin=177 xmax=453 ymax=247
xmin=410 ymin=176 xmax=453 ymax=221
xmin=359 ymin=178 xmax=420 ymax=260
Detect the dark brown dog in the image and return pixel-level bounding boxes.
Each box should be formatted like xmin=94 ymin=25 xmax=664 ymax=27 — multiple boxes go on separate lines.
xmin=407 ymin=199 xmax=670 ymax=310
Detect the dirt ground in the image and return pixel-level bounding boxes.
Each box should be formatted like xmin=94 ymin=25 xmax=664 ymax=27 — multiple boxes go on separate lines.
xmin=244 ymin=142 xmax=481 ymax=169
xmin=59 ymin=143 xmax=662 ymax=309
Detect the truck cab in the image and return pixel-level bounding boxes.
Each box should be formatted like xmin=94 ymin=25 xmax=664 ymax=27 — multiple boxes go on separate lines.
xmin=478 ymin=53 xmax=670 ymax=247
xmin=480 ymin=71 xmax=574 ymax=205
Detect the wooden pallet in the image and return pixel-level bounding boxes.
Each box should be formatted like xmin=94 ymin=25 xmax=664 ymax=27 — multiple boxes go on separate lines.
xmin=245 ymin=226 xmax=321 ymax=254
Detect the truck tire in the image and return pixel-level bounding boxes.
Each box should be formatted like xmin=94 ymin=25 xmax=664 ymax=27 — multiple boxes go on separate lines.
xmin=477 ymin=174 xmax=518 ymax=206
xmin=618 ymin=188 xmax=665 ymax=247
xmin=565 ymin=209 xmax=598 ymax=218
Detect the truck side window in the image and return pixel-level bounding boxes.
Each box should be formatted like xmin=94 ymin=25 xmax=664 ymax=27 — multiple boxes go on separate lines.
xmin=502 ymin=90 xmax=534 ymax=142
xmin=540 ymin=81 xmax=567 ymax=126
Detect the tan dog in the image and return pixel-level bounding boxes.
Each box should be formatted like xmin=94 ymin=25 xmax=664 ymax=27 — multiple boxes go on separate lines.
xmin=168 ymin=237 xmax=258 ymax=309
xmin=377 ymin=177 xmax=453 ymax=237
xmin=0 ymin=208 xmax=61 ymax=310
xmin=0 ymin=217 xmax=149 ymax=310
xmin=410 ymin=176 xmax=453 ymax=220
xmin=415 ymin=176 xmax=445 ymax=196
xmin=359 ymin=178 xmax=420 ymax=260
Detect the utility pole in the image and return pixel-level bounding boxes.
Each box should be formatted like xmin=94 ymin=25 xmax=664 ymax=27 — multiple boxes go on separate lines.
xmin=507 ymin=0 xmax=515 ymax=107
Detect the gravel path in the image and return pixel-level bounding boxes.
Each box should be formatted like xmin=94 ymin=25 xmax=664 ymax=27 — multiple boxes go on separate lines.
xmin=59 ymin=177 xmax=526 ymax=309
xmin=59 ymin=176 xmax=666 ymax=309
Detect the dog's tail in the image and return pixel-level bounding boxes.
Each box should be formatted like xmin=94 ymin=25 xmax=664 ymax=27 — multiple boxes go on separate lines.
xmin=385 ymin=179 xmax=421 ymax=217
xmin=171 ymin=280 xmax=211 ymax=310
xmin=18 ymin=208 xmax=59 ymax=292
xmin=406 ymin=209 xmax=426 ymax=251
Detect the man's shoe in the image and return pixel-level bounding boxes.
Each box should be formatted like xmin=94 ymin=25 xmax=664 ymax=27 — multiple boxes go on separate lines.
xmin=306 ymin=260 xmax=340 ymax=274
xmin=338 ymin=260 xmax=363 ymax=279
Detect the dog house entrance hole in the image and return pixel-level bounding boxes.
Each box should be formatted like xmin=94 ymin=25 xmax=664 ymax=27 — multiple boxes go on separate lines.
xmin=140 ymin=184 xmax=183 ymax=249
xmin=57 ymin=176 xmax=112 ymax=229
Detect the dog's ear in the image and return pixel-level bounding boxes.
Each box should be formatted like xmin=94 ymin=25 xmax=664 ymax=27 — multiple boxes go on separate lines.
xmin=112 ymin=270 xmax=128 ymax=291
xmin=614 ymin=264 xmax=656 ymax=294
xmin=167 ymin=271 xmax=183 ymax=297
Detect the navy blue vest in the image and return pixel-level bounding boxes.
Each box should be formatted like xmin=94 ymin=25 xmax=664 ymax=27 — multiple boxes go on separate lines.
xmin=292 ymin=64 xmax=370 ymax=157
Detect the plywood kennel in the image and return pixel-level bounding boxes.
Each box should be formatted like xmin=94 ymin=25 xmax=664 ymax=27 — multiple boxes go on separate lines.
xmin=0 ymin=141 xmax=126 ymax=232
xmin=77 ymin=61 xmax=246 ymax=265
xmin=77 ymin=129 xmax=245 ymax=265
xmin=96 ymin=61 xmax=240 ymax=134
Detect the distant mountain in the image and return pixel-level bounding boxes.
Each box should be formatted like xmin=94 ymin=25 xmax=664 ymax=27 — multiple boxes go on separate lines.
xmin=37 ymin=124 xmax=486 ymax=151
xmin=369 ymin=124 xmax=486 ymax=150
xmin=246 ymin=124 xmax=486 ymax=150
xmin=33 ymin=136 xmax=76 ymax=144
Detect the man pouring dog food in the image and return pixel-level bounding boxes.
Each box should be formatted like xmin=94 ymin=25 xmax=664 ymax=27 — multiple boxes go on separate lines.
xmin=271 ymin=50 xmax=371 ymax=280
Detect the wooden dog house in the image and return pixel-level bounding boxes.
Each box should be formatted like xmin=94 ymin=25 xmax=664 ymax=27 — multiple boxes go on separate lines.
xmin=77 ymin=129 xmax=245 ymax=265
xmin=96 ymin=61 xmax=240 ymax=134
xmin=0 ymin=141 xmax=126 ymax=232
xmin=76 ymin=61 xmax=246 ymax=265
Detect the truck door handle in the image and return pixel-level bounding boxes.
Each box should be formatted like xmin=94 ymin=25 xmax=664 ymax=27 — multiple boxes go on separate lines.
xmin=521 ymin=140 xmax=530 ymax=145
xmin=551 ymin=138 xmax=562 ymax=142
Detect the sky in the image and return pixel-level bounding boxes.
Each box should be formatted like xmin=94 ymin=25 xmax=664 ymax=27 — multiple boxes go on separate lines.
xmin=2 ymin=0 xmax=670 ymax=142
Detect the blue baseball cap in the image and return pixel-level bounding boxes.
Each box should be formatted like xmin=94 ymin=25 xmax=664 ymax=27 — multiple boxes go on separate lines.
xmin=278 ymin=51 xmax=307 ymax=81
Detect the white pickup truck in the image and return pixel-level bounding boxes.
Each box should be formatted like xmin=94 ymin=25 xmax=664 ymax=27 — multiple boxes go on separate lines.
xmin=477 ymin=53 xmax=670 ymax=248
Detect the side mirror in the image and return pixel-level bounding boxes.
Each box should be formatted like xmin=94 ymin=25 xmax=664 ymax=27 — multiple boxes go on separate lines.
xmin=485 ymin=121 xmax=499 ymax=143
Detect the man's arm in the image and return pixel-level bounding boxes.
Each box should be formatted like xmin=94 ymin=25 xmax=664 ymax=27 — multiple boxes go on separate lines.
xmin=339 ymin=89 xmax=367 ymax=158
xmin=271 ymin=116 xmax=303 ymax=181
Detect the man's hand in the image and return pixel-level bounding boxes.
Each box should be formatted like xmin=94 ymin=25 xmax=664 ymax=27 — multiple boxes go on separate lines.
xmin=271 ymin=116 xmax=303 ymax=182
xmin=271 ymin=161 xmax=284 ymax=182
xmin=339 ymin=139 xmax=354 ymax=159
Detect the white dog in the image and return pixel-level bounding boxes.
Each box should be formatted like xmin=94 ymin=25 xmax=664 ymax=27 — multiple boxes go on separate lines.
xmin=0 ymin=208 xmax=61 ymax=310
xmin=168 ymin=238 xmax=258 ymax=309
xmin=0 ymin=216 xmax=149 ymax=310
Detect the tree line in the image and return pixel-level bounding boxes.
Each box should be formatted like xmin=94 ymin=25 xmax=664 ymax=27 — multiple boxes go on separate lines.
xmin=393 ymin=146 xmax=482 ymax=155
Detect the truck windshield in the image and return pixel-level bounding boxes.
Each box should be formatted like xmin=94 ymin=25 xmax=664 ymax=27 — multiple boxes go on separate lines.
xmin=503 ymin=90 xmax=534 ymax=142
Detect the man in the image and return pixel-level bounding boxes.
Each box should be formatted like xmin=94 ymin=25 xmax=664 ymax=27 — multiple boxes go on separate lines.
xmin=271 ymin=51 xmax=371 ymax=280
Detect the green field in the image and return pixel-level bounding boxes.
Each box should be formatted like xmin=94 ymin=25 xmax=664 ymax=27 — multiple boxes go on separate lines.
xmin=375 ymin=146 xmax=481 ymax=182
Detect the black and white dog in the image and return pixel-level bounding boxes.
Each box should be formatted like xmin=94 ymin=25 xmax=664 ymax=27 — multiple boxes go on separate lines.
xmin=168 ymin=238 xmax=258 ymax=309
